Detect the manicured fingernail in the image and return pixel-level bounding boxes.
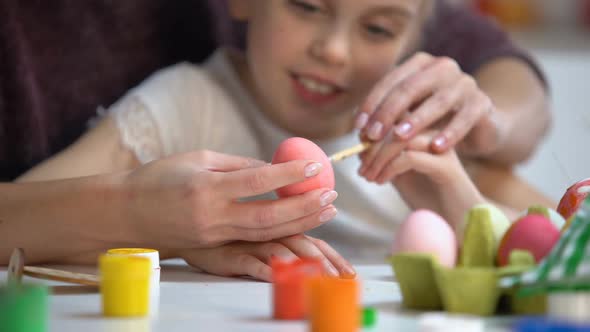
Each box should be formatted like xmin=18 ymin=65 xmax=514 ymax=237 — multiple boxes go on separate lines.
xmin=320 ymin=190 xmax=338 ymax=207
xmin=433 ymin=136 xmax=447 ymax=148
xmin=368 ymin=122 xmax=383 ymax=140
xmin=326 ymin=264 xmax=339 ymax=277
xmin=305 ymin=162 xmax=323 ymax=178
xmin=354 ymin=113 xmax=369 ymax=129
xmin=319 ymin=207 xmax=337 ymax=222
xmin=395 ymin=122 xmax=412 ymax=137
xmin=343 ymin=265 xmax=356 ymax=278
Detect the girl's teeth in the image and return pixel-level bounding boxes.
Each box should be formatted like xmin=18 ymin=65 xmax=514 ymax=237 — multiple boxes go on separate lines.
xmin=298 ymin=77 xmax=335 ymax=95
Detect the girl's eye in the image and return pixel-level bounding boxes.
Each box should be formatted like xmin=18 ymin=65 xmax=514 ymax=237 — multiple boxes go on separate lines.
xmin=288 ymin=0 xmax=322 ymax=14
xmin=365 ymin=24 xmax=395 ymax=39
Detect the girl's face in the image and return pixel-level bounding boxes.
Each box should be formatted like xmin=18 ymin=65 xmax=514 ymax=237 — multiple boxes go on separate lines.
xmin=231 ymin=0 xmax=426 ymax=139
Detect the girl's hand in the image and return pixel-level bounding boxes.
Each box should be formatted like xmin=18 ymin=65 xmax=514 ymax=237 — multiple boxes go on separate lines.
xmin=359 ymin=132 xmax=485 ymax=229
xmin=355 ymin=52 xmax=502 ymax=158
xmin=121 ymin=150 xmax=338 ymax=249
xmin=180 ymin=235 xmax=356 ymax=282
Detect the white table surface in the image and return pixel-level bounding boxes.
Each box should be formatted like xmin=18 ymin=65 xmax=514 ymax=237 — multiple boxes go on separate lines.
xmin=1 ymin=260 xmax=518 ymax=332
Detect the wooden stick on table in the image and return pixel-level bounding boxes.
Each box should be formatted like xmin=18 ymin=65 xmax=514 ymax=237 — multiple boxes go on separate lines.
xmin=6 ymin=248 xmax=100 ymax=288
xmin=23 ymin=266 xmax=99 ymax=286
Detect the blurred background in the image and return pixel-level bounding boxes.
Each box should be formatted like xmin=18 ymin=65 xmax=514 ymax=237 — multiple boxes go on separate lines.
xmin=454 ymin=0 xmax=590 ymax=202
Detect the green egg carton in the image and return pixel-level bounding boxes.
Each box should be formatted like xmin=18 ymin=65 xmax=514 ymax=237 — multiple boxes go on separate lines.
xmin=496 ymin=250 xmax=546 ymax=315
xmin=389 ymin=252 xmax=543 ymax=316
xmin=435 ymin=266 xmax=500 ymax=316
xmin=507 ymin=289 xmax=547 ymax=315
xmin=459 ymin=205 xmax=503 ymax=267
xmin=389 ymin=203 xmax=552 ymax=317
xmin=388 ymin=254 xmax=442 ymax=310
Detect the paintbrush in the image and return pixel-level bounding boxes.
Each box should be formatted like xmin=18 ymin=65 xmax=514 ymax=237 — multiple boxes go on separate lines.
xmin=7 ymin=248 xmax=99 ymax=287
xmin=328 ymin=142 xmax=372 ymax=163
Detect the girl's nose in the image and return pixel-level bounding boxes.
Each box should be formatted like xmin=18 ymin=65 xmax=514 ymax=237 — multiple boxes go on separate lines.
xmin=309 ymin=27 xmax=350 ymax=67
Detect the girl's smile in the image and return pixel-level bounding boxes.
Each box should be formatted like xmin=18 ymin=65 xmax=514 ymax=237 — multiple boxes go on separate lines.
xmin=290 ymin=71 xmax=347 ymax=106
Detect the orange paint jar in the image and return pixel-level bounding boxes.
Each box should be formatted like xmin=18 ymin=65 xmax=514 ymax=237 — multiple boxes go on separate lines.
xmin=271 ymin=258 xmax=324 ymax=320
xmin=308 ymin=277 xmax=360 ymax=332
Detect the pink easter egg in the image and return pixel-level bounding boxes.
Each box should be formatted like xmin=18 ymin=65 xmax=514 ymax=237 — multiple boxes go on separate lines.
xmin=272 ymin=137 xmax=334 ymax=197
xmin=392 ymin=210 xmax=458 ymax=268
xmin=497 ymin=214 xmax=560 ymax=266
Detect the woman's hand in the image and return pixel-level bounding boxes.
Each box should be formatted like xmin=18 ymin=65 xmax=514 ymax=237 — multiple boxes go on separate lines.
xmin=121 ymin=150 xmax=339 ymax=249
xmin=359 ymin=132 xmax=485 ymax=229
xmin=180 ymin=234 xmax=355 ymax=282
xmin=355 ymin=52 xmax=503 ymax=158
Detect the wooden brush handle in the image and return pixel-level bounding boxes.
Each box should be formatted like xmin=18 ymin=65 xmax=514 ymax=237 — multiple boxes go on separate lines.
xmin=23 ymin=266 xmax=99 ymax=286
xmin=328 ymin=142 xmax=371 ymax=163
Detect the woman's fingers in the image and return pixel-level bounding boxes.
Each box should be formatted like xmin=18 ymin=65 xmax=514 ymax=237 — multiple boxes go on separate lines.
xmin=357 ymin=53 xmax=435 ymax=131
xmin=229 ymin=188 xmax=338 ymax=229
xmin=396 ymin=77 xmax=467 ymax=142
xmin=230 ymin=205 xmax=338 ymax=243
xmin=356 ymin=52 xmax=498 ymax=157
xmin=359 ymin=56 xmax=462 ymax=141
xmin=219 ymin=160 xmax=324 ymax=198
xmin=432 ymin=94 xmax=495 ymax=153
xmin=187 ymin=150 xmax=267 ymax=172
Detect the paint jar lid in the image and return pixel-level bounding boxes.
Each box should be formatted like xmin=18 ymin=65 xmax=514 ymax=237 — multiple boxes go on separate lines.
xmin=107 ymin=248 xmax=159 ymax=269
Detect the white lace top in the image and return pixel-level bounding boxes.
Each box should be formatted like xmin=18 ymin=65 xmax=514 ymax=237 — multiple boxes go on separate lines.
xmin=110 ymin=49 xmax=411 ymax=262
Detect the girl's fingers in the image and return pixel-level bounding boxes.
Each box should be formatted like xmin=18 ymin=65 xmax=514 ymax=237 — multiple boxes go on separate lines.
xmin=376 ymin=150 xmax=448 ymax=184
xmin=233 ymin=254 xmax=272 ymax=282
xmin=363 ymin=57 xmax=462 ymax=141
xmin=230 ymin=206 xmax=338 ymax=243
xmin=251 ymin=242 xmax=298 ymax=263
xmin=363 ymin=136 xmax=406 ymax=182
xmin=359 ymin=136 xmax=387 ymax=176
xmin=432 ymin=93 xmax=493 ymax=153
xmin=278 ymin=235 xmax=339 ymax=277
xmin=373 ymin=133 xmax=442 ymax=183
xmin=181 ymin=247 xmax=272 ymax=281
xmin=229 ymin=188 xmax=338 ymax=229
xmin=308 ymin=236 xmax=356 ymax=278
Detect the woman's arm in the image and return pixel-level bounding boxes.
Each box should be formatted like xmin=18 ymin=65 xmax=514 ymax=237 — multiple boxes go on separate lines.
xmin=17 ymin=117 xmax=140 ymax=182
xmin=1 ymin=152 xmax=339 ymax=265
xmin=0 ymin=174 xmax=130 ymax=264
xmin=470 ymin=57 xmax=551 ymax=165
xmin=467 ymin=159 xmax=557 ymax=211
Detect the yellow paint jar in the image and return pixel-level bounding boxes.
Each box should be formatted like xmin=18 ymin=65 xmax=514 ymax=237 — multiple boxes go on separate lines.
xmin=107 ymin=249 xmax=160 ymax=315
xmin=99 ymin=255 xmax=150 ymax=317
